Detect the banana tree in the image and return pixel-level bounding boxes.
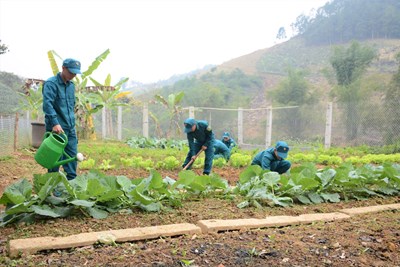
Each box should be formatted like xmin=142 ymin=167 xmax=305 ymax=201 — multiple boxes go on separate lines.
xmin=47 ymin=49 xmax=110 ymax=85
xmin=154 ymin=91 xmax=185 ymax=139
xmin=88 ymin=74 xmax=131 ymax=138
xmin=18 ymin=80 xmax=44 ymax=122
xmin=47 ymin=49 xmax=112 ymax=139
xmin=75 ymin=92 xmax=103 ymax=140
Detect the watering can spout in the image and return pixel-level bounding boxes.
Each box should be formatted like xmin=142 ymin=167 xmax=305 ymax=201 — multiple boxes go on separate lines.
xmin=34 ymin=132 xmax=81 ymax=169
xmin=54 ymin=156 xmax=77 ymax=167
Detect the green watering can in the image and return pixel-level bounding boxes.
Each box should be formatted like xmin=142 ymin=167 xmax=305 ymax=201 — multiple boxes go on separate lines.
xmin=34 ymin=132 xmax=83 ymax=169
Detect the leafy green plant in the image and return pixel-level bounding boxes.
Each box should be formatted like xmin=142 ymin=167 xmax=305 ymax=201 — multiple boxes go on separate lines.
xmin=213 ymin=157 xmax=227 ymax=168
xmin=126 ymin=137 xmax=187 ymax=150
xmin=230 ymin=153 xmax=251 ymax=168
xmin=79 ymin=158 xmax=96 ymax=170
xmin=0 ymin=168 xmax=236 ymax=226
xmin=139 ymin=159 xmax=154 ymax=170
xmin=1 ymin=157 xmax=399 ymax=226
xmin=99 ymin=159 xmax=115 ymax=170
xmin=179 ymin=259 xmax=195 ymax=267
xmin=120 ymin=157 xmax=135 ymax=167
xmin=172 ymin=171 xmax=230 ymax=197
xmin=317 ymin=155 xmax=343 ymax=165
xmin=157 ymin=156 xmax=180 ymax=170
xmin=344 ymin=154 xmax=400 ymax=165
xmin=289 ymin=153 xmax=316 ymax=163
xmin=234 ymin=162 xmax=400 ymax=208
xmin=192 ymin=157 xmax=204 ymax=169
xmin=234 ymin=165 xmax=293 ymax=208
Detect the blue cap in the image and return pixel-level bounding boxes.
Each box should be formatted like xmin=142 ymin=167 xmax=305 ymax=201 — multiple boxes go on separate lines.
xmin=275 ymin=141 xmax=289 ymax=159
xmin=63 ymin=58 xmax=81 ymax=74
xmin=184 ymin=118 xmax=196 ymax=133
xmin=222 ymin=132 xmax=230 ymax=138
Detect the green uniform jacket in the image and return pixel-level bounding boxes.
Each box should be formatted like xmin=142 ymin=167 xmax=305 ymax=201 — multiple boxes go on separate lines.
xmin=42 ymin=73 xmax=76 ymax=131
xmin=214 ymin=139 xmax=231 ymax=160
xmin=187 ymin=120 xmax=214 ymax=156
xmin=251 ymin=147 xmax=277 ymax=170
xmin=222 ymin=138 xmax=237 ymax=151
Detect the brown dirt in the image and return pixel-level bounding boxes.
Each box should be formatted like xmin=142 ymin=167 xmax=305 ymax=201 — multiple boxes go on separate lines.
xmin=0 ymin=151 xmax=399 ymax=267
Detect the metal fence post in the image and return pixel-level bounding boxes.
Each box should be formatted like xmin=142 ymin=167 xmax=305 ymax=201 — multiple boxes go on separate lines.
xmin=238 ymin=107 xmax=243 ymax=145
xmin=325 ymin=102 xmax=333 ymax=149
xmin=266 ymin=106 xmax=272 ymax=147
xmin=143 ymin=103 xmax=149 ymax=138
xmin=117 ymin=106 xmax=122 ymax=141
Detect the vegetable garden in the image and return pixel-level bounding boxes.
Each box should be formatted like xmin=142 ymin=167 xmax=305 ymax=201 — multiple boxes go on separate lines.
xmin=0 ymin=139 xmax=399 ymax=266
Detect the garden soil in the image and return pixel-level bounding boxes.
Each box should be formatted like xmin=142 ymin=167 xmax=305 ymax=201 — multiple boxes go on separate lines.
xmin=0 ymin=151 xmax=399 ymax=267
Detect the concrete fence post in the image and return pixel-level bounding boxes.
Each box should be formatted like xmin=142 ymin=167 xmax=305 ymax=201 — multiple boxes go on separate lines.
xmin=143 ymin=103 xmax=149 ymax=138
xmin=26 ymin=111 xmax=30 ymax=129
xmin=238 ymin=107 xmax=243 ymax=145
xmin=189 ymin=106 xmax=195 ymax=118
xmin=325 ymin=102 xmax=333 ymax=149
xmin=102 ymin=108 xmax=106 ymax=139
xmin=266 ymin=106 xmax=272 ymax=147
xmin=117 ymin=106 xmax=122 ymax=141
xmin=26 ymin=111 xmax=31 ymax=141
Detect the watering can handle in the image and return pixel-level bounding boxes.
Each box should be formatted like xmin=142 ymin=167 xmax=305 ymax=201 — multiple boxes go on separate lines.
xmin=52 ymin=131 xmax=68 ymax=143
xmin=43 ymin=131 xmax=68 ymax=149
xmin=43 ymin=132 xmax=51 ymax=140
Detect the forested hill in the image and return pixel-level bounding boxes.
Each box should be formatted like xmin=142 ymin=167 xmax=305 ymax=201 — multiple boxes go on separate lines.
xmin=145 ymin=0 xmax=400 ymax=110
xmin=218 ymin=0 xmax=400 ymax=77
xmin=292 ymin=0 xmax=400 ymax=45
xmin=0 ymin=72 xmax=24 ymax=115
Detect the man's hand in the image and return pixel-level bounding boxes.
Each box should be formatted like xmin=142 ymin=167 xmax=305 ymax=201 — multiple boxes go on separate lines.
xmin=52 ymin=124 xmax=64 ymax=134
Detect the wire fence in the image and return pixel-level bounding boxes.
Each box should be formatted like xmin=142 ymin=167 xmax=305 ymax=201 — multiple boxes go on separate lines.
xmin=93 ymin=99 xmax=399 ymax=148
xmin=1 ymin=99 xmax=399 ymax=157
xmin=0 ymin=113 xmax=31 ymax=156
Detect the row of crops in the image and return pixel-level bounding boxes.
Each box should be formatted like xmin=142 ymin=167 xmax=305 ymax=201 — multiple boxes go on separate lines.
xmin=77 ymin=140 xmax=400 ymax=171
xmin=1 ymin=162 xmax=399 ymax=226
xmin=0 ymin=139 xmax=399 ymax=226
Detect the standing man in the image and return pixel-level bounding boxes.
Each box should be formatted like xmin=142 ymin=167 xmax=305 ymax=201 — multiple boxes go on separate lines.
xmin=213 ymin=139 xmax=231 ymax=161
xmin=251 ymin=141 xmax=291 ymax=174
xmin=182 ymin=118 xmax=215 ymax=175
xmin=221 ymin=132 xmax=237 ymax=151
xmin=42 ymin=58 xmax=81 ymax=180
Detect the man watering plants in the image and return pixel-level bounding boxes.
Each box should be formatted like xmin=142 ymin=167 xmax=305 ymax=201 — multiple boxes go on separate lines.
xmin=42 ymin=58 xmax=81 ymax=180
xmin=221 ymin=132 xmax=236 ymax=151
xmin=182 ymin=118 xmax=215 ymax=175
xmin=251 ymin=141 xmax=291 ymax=174
xmin=213 ymin=139 xmax=231 ymax=161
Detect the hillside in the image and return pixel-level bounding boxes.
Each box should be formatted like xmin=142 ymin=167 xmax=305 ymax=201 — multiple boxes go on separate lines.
xmin=217 ymin=38 xmax=399 ymax=78
xmin=205 ymin=38 xmax=400 ymax=105
xmin=0 ymin=72 xmax=24 ymax=114
xmin=132 ymin=37 xmax=400 ymax=116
